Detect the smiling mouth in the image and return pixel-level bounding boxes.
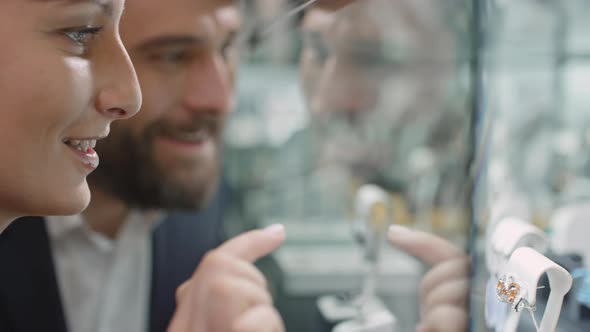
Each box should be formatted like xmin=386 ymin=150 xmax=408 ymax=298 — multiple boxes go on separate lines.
xmin=63 ymin=137 xmax=103 ymax=170
xmin=63 ymin=138 xmax=97 ymax=151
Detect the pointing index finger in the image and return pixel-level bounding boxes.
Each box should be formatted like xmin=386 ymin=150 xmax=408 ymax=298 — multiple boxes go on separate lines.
xmin=219 ymin=224 xmax=286 ymax=262
xmin=388 ymin=225 xmax=465 ymax=266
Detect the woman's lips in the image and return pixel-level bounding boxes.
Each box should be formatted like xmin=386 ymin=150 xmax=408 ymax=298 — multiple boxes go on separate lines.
xmin=65 ymin=143 xmax=99 ymax=170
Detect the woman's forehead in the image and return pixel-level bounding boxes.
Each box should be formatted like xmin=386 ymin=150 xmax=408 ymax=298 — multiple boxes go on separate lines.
xmin=28 ymin=0 xmax=118 ymax=17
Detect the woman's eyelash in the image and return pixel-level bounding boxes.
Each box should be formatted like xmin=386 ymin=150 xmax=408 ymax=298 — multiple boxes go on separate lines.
xmin=61 ymin=26 xmax=103 ymax=46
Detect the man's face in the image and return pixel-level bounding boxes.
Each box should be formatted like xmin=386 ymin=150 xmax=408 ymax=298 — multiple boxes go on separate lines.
xmin=90 ymin=0 xmax=240 ymax=210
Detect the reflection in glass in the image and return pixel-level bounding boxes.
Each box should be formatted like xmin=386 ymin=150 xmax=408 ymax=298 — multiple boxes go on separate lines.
xmin=225 ymin=0 xmax=474 ymax=331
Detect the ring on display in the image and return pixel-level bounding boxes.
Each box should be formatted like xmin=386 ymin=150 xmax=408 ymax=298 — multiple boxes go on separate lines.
xmin=496 ymin=275 xmax=536 ymax=312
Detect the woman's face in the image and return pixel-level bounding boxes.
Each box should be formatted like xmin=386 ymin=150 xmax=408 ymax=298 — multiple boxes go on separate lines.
xmin=0 ymin=0 xmax=141 ymax=221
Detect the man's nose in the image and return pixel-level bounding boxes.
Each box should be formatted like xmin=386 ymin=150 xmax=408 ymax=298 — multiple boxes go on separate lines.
xmin=182 ymin=52 xmax=233 ymax=115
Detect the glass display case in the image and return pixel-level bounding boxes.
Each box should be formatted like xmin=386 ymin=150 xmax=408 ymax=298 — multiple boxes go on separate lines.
xmin=224 ymin=0 xmax=475 ymax=331
xmin=221 ymin=0 xmax=590 ymax=330
xmin=473 ymin=0 xmax=590 ymax=331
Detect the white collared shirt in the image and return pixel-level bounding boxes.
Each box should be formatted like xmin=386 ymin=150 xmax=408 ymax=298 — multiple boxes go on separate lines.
xmin=46 ymin=211 xmax=163 ymax=332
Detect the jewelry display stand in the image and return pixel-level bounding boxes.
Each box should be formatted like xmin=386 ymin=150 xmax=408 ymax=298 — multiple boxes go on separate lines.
xmin=319 ymin=185 xmax=396 ymax=332
xmin=332 ymin=309 xmax=396 ymax=332
xmin=486 ymin=218 xmax=548 ymax=275
xmin=485 ymin=218 xmax=548 ymax=331
xmin=501 ymin=247 xmax=572 ymax=332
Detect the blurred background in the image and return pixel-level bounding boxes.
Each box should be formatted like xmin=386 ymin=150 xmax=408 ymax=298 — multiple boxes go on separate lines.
xmin=223 ymin=0 xmax=475 ymax=331
xmin=221 ymin=0 xmax=590 ymax=330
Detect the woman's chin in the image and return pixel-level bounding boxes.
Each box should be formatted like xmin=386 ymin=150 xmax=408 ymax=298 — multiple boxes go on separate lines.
xmin=42 ymin=185 xmax=91 ymax=216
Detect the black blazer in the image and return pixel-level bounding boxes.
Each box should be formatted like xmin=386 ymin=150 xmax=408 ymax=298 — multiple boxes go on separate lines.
xmin=0 ymin=193 xmax=225 ymax=332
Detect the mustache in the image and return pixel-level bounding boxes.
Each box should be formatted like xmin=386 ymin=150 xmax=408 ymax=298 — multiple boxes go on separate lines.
xmin=148 ymin=113 xmax=224 ymax=138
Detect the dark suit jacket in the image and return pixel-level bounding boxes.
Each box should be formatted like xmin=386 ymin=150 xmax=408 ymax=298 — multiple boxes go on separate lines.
xmin=0 ymin=192 xmax=225 ymax=332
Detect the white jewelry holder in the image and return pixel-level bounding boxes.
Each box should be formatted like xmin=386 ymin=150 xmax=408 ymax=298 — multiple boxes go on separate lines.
xmin=501 ymin=247 xmax=573 ymax=332
xmin=332 ymin=309 xmax=396 ymax=332
xmin=319 ymin=185 xmax=397 ymax=332
xmin=550 ymin=201 xmax=590 ymax=268
xmin=486 ymin=217 xmax=548 ymax=275
xmin=332 ymin=299 xmax=397 ymax=332
xmin=485 ymin=218 xmax=548 ymax=331
xmin=354 ymin=184 xmax=391 ymax=229
xmin=352 ymin=184 xmax=392 ymax=302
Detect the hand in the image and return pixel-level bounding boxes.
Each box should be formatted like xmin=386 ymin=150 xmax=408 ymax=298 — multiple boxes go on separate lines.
xmin=167 ymin=224 xmax=287 ymax=332
xmin=388 ymin=225 xmax=469 ymax=332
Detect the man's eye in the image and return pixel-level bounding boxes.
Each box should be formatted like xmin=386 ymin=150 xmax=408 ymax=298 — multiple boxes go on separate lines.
xmin=62 ymin=26 xmax=103 ymax=48
xmin=149 ymin=50 xmax=195 ymax=64
xmin=163 ymin=52 xmax=190 ymax=63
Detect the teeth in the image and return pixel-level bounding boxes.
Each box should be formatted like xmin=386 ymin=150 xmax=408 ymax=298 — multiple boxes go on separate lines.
xmin=65 ymin=139 xmax=97 ymax=151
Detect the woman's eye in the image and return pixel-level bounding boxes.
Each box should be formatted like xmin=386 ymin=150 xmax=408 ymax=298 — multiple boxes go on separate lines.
xmin=61 ymin=26 xmax=103 ymax=53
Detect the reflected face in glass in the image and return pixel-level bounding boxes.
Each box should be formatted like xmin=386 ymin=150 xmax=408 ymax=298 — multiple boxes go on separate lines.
xmin=0 ymin=0 xmax=141 ymax=220
xmin=300 ymin=6 xmax=381 ymax=117
xmin=299 ymin=0 xmax=455 ymax=177
xmin=91 ymin=0 xmax=240 ymax=210
xmin=300 ymin=0 xmax=453 ymax=118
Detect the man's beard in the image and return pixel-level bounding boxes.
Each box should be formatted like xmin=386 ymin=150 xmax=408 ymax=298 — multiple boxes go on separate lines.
xmin=89 ymin=116 xmax=222 ymax=211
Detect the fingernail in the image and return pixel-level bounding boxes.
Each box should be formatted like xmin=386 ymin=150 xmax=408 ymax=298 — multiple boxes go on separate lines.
xmin=264 ymin=223 xmax=285 ymax=236
xmin=388 ymin=224 xmax=412 ymax=239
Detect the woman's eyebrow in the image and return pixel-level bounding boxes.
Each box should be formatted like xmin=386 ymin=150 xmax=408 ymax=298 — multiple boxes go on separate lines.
xmin=37 ymin=0 xmax=114 ymax=17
